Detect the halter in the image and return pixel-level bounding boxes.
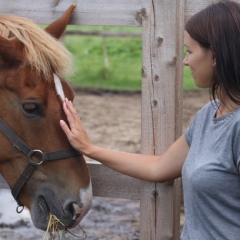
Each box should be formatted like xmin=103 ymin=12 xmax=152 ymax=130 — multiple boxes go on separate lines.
xmin=0 ymin=117 xmax=81 ymax=213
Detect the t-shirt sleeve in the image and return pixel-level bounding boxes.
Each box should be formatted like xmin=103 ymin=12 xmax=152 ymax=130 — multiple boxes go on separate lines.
xmin=185 ymin=112 xmax=200 ymax=147
xmin=232 ymin=124 xmax=240 ymax=169
xmin=185 ymin=119 xmax=195 ymax=147
xmin=185 ymin=102 xmax=212 ymax=148
xmin=185 ymin=124 xmax=193 ymax=147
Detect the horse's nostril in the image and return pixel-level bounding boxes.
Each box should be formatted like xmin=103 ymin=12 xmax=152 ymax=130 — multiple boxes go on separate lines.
xmin=72 ymin=203 xmax=81 ymax=220
xmin=63 ymin=201 xmax=82 ymax=220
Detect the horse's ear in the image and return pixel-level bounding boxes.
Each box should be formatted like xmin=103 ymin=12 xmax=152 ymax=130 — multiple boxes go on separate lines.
xmin=0 ymin=36 xmax=24 ymax=62
xmin=45 ymin=4 xmax=76 ymax=39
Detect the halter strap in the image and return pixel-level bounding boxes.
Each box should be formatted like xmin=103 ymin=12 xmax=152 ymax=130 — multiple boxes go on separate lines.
xmin=0 ymin=118 xmax=81 ymax=210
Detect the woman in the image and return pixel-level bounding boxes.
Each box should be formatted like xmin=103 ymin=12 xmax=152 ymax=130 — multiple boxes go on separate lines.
xmin=60 ymin=0 xmax=240 ymax=239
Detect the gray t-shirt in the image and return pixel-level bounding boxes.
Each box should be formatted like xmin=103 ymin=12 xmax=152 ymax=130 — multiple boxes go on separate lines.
xmin=182 ymin=101 xmax=240 ymax=240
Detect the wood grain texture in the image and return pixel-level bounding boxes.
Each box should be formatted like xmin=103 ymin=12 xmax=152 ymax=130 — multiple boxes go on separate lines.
xmin=184 ymin=0 xmax=240 ymax=21
xmin=173 ymin=0 xmax=185 ymax=238
xmin=88 ymin=162 xmax=141 ymax=200
xmin=141 ymin=0 xmax=184 ymax=239
xmin=1 ymin=0 xmax=240 ymax=26
xmin=0 ymin=0 xmax=144 ymax=26
xmin=0 ymin=162 xmax=141 ymax=200
xmin=140 ymin=0 xmax=156 ymax=239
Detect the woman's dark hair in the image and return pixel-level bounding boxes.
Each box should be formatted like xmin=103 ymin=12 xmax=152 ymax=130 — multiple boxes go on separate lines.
xmin=185 ymin=0 xmax=240 ymax=104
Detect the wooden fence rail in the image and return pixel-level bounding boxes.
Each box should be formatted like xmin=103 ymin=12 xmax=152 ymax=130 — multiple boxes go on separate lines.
xmin=65 ymin=30 xmax=142 ymax=38
xmin=1 ymin=0 xmax=237 ymax=239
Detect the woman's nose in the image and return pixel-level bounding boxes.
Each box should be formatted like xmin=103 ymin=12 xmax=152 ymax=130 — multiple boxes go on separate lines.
xmin=183 ymin=57 xmax=188 ymax=66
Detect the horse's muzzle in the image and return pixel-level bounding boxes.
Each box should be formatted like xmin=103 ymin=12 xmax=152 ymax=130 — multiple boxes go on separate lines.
xmin=31 ymin=189 xmax=84 ymax=231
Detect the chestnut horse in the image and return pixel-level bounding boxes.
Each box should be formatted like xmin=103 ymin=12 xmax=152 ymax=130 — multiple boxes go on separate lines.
xmin=0 ymin=5 xmax=92 ymax=231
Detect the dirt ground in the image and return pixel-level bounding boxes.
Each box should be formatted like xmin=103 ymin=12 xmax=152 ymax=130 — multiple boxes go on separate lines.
xmin=0 ymin=89 xmax=210 ymax=240
xmin=74 ymin=88 xmax=209 ymax=152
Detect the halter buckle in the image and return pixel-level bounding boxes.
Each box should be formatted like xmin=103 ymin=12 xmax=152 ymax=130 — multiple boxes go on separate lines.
xmin=16 ymin=204 xmax=24 ymax=214
xmin=27 ymin=149 xmax=44 ymax=165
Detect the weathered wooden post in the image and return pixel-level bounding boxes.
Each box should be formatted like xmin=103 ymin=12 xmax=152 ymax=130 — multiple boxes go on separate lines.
xmin=140 ymin=0 xmax=184 ymax=239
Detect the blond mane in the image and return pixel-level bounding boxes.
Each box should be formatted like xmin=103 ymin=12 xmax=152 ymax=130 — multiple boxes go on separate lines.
xmin=0 ymin=14 xmax=73 ymax=80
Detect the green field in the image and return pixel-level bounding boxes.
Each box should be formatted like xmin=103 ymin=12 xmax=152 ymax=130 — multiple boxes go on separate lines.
xmin=64 ymin=26 xmax=198 ymax=91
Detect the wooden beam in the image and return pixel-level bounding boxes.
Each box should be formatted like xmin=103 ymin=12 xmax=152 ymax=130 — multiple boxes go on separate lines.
xmin=141 ymin=0 xmax=183 ymax=239
xmin=185 ymin=0 xmax=211 ymax=21
xmin=173 ymin=0 xmax=185 ymax=238
xmin=65 ymin=30 xmax=142 ymax=38
xmin=0 ymin=162 xmax=141 ymax=200
xmin=140 ymin=1 xmax=156 ymax=239
xmin=1 ymin=0 xmax=240 ymax=28
xmin=184 ymin=0 xmax=240 ymax=21
xmin=0 ymin=0 xmax=144 ymax=26
xmin=88 ymin=162 xmax=141 ymax=200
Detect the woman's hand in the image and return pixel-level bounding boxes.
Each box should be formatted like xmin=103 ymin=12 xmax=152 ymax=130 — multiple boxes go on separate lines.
xmin=60 ymin=98 xmax=93 ymax=155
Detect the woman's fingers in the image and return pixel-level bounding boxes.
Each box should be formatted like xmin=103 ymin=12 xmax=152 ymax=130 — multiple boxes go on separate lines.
xmin=65 ymin=98 xmax=75 ymax=114
xmin=60 ymin=119 xmax=72 ymax=136
xmin=61 ymin=98 xmax=78 ymax=133
xmin=61 ymin=98 xmax=94 ymax=155
xmin=63 ymin=99 xmax=75 ymax=125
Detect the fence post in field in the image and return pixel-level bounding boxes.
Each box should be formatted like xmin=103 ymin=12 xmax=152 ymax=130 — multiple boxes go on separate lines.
xmin=140 ymin=0 xmax=184 ymax=239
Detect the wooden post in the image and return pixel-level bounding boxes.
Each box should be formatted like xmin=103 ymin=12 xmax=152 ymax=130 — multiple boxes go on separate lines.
xmin=141 ymin=0 xmax=184 ymax=239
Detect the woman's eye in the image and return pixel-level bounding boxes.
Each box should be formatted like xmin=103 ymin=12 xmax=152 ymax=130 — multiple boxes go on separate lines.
xmin=22 ymin=103 xmax=40 ymax=115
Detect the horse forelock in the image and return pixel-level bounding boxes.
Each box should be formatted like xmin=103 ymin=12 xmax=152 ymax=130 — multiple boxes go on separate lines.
xmin=0 ymin=15 xmax=73 ymax=81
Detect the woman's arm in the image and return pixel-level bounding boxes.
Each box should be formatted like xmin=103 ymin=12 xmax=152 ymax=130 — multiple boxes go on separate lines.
xmin=60 ymin=98 xmax=189 ymax=182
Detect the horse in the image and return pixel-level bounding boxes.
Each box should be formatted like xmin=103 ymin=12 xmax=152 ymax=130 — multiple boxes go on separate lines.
xmin=0 ymin=5 xmax=92 ymax=231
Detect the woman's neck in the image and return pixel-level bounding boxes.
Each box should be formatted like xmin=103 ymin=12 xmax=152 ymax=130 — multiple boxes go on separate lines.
xmin=216 ymin=97 xmax=240 ymax=118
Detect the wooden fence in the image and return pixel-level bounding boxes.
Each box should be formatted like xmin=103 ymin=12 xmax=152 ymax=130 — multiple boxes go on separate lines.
xmin=65 ymin=30 xmax=142 ymax=38
xmin=0 ymin=0 xmax=232 ymax=239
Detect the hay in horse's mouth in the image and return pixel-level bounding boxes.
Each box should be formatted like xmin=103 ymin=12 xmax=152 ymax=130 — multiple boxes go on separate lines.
xmin=39 ymin=196 xmax=65 ymax=239
xmin=43 ymin=212 xmax=66 ymax=239
xmin=43 ymin=213 xmax=88 ymax=239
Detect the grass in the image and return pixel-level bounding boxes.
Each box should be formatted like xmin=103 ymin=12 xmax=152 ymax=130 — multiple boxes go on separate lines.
xmin=63 ymin=26 xmax=198 ymax=92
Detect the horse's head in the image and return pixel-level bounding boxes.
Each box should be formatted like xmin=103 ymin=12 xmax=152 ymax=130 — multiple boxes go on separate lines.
xmin=0 ymin=5 xmax=92 ymax=231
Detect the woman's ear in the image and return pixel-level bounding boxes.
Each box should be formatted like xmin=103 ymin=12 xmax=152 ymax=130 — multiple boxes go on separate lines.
xmin=212 ymin=59 xmax=216 ymax=67
xmin=212 ymin=51 xmax=216 ymax=67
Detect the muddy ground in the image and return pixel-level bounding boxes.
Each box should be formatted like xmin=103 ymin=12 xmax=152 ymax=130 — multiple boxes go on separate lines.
xmin=0 ymin=89 xmax=209 ymax=240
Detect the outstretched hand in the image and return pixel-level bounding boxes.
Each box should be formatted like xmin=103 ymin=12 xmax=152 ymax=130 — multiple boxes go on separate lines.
xmin=60 ymin=98 xmax=92 ymax=155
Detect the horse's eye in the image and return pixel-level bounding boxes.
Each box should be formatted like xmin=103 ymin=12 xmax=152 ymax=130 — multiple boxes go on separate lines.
xmin=22 ymin=103 xmax=40 ymax=115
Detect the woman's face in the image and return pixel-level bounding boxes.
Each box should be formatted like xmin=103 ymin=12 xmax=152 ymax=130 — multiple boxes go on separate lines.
xmin=183 ymin=31 xmax=215 ymax=88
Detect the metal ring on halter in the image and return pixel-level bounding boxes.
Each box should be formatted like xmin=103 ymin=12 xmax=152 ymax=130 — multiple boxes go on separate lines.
xmin=16 ymin=205 xmax=24 ymax=213
xmin=27 ymin=149 xmax=44 ymax=165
